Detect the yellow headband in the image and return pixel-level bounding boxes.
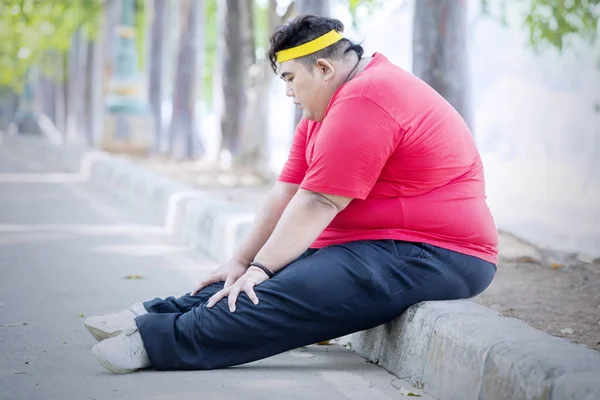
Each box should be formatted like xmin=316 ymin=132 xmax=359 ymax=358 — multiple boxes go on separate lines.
xmin=276 ymin=30 xmax=344 ymax=64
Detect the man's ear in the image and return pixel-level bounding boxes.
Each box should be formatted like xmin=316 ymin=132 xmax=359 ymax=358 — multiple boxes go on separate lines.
xmin=315 ymin=59 xmax=335 ymax=81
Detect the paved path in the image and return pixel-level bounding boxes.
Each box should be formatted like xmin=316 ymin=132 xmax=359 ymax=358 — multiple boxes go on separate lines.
xmin=0 ymin=144 xmax=433 ymax=400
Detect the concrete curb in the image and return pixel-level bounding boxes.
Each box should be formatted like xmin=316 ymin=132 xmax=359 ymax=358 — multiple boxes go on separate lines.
xmin=4 ymin=135 xmax=599 ymax=400
xmin=345 ymin=301 xmax=600 ymax=399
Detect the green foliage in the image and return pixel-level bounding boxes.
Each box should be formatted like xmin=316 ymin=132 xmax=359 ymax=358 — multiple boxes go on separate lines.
xmin=203 ymin=0 xmax=218 ymax=107
xmin=134 ymin=0 xmax=146 ymax=69
xmin=0 ymin=0 xmax=103 ymax=92
xmin=347 ymin=0 xmax=382 ymax=28
xmin=254 ymin=0 xmax=269 ymax=59
xmin=525 ymin=0 xmax=599 ymax=51
xmin=482 ymin=0 xmax=600 ymax=52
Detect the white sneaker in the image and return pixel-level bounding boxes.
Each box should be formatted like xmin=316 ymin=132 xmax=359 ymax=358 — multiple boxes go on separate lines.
xmin=84 ymin=302 xmax=147 ymax=342
xmin=91 ymin=326 xmax=151 ymax=374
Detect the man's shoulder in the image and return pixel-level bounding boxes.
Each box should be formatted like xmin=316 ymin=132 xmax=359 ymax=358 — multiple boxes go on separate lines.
xmin=329 ymin=62 xmax=414 ymax=123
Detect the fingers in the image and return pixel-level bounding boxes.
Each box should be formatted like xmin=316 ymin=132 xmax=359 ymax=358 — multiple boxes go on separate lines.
xmin=227 ymin=286 xmax=242 ymax=312
xmin=244 ymin=283 xmax=259 ymax=306
xmin=206 ymin=287 xmax=230 ymax=308
xmin=223 ymin=275 xmax=236 ymax=288
xmin=206 ymin=283 xmax=260 ymax=312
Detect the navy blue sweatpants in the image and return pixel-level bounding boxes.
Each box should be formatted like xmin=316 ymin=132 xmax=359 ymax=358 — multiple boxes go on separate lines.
xmin=136 ymin=240 xmax=496 ymax=370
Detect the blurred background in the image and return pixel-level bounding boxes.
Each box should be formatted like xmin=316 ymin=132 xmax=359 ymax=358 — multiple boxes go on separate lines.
xmin=0 ymin=0 xmax=598 ymax=258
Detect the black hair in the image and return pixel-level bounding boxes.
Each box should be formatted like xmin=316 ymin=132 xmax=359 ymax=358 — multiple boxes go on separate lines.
xmin=268 ymin=14 xmax=364 ymax=74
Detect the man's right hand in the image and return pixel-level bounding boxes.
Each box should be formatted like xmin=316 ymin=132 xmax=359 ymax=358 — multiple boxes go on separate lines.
xmin=190 ymin=259 xmax=249 ymax=296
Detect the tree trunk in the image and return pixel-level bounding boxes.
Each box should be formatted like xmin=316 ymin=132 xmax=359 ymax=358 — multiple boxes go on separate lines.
xmin=235 ymin=60 xmax=272 ymax=178
xmin=34 ymin=57 xmax=65 ymax=144
xmin=296 ymin=0 xmax=330 ymax=17
xmin=36 ymin=61 xmax=53 ymax=122
xmin=292 ymin=0 xmax=330 ymax=128
xmin=102 ymin=0 xmax=120 ymax=98
xmin=90 ymin=26 xmax=104 ymax=145
xmin=218 ymin=0 xmax=254 ymax=164
xmin=149 ymin=0 xmax=166 ymax=153
xmin=66 ymin=28 xmax=86 ymax=143
xmin=54 ymin=52 xmax=67 ymax=136
xmin=231 ymin=0 xmax=285 ymax=178
xmin=55 ymin=78 xmax=66 ymax=136
xmin=169 ymin=0 xmax=204 ymax=159
xmin=84 ymin=38 xmax=100 ymax=146
xmin=412 ymin=0 xmax=471 ymax=131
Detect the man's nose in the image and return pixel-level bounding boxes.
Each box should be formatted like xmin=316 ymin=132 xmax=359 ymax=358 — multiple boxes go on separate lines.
xmin=285 ymin=85 xmax=294 ymax=97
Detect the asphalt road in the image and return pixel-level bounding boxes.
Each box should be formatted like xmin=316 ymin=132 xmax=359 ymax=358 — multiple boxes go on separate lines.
xmin=0 ymin=143 xmax=433 ymax=400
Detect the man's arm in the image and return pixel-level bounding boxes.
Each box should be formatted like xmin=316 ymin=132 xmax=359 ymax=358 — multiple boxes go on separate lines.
xmin=252 ymin=189 xmax=352 ymax=272
xmin=206 ymin=188 xmax=352 ymax=311
xmin=230 ymin=181 xmax=301 ymax=266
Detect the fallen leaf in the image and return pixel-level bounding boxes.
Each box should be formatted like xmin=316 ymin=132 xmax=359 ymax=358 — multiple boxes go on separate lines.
xmin=560 ymin=327 xmax=574 ymax=335
xmin=0 ymin=322 xmax=27 ymax=327
xmin=399 ymin=388 xmax=421 ymax=397
xmin=79 ymin=313 xmax=85 ymax=318
xmin=514 ymin=256 xmax=539 ymax=264
xmin=61 ymin=341 xmax=67 ymax=345
xmin=317 ymin=340 xmax=331 ymax=345
xmin=551 ymin=263 xmax=565 ymax=270
xmin=124 ymin=275 xmax=144 ymax=279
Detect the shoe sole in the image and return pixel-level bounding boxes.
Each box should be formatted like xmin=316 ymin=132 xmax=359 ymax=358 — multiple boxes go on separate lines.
xmin=91 ymin=345 xmax=135 ymax=374
xmin=84 ymin=322 xmax=121 ymax=342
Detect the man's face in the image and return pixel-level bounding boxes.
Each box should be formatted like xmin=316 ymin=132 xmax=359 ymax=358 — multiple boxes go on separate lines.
xmin=279 ymin=59 xmax=334 ymax=122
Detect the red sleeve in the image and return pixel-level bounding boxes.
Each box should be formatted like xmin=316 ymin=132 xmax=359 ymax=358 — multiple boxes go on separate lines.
xmin=277 ymin=118 xmax=309 ymax=184
xmin=300 ymin=97 xmax=400 ymax=200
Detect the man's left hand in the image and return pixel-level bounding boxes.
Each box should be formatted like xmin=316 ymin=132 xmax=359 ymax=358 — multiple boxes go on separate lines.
xmin=206 ymin=267 xmax=270 ymax=312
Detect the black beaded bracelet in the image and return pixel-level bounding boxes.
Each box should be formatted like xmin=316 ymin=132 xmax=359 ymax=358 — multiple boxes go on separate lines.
xmin=250 ymin=261 xmax=274 ymax=279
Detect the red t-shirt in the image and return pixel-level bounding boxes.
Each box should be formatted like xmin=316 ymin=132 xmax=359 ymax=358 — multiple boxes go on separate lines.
xmin=278 ymin=53 xmax=499 ymax=264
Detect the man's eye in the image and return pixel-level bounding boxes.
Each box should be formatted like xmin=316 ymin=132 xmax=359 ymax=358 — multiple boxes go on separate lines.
xmin=288 ymin=78 xmax=294 ymax=82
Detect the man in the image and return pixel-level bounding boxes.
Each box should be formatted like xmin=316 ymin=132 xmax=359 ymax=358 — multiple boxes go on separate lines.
xmin=87 ymin=15 xmax=498 ymax=374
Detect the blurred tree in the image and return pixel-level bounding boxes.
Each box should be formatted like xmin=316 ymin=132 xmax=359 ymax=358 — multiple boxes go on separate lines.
xmin=149 ymin=0 xmax=166 ymax=152
xmin=169 ymin=0 xmax=204 ymax=159
xmin=0 ymin=0 xmax=152 ymax=143
xmin=234 ymin=0 xmax=295 ymax=179
xmin=292 ymin=0 xmax=331 ymax=128
xmin=0 ymin=0 xmax=104 ymax=136
xmin=482 ymin=0 xmax=600 ymax=52
xmin=297 ymin=0 xmax=330 ymax=17
xmin=347 ymin=0 xmax=380 ymax=25
xmin=0 ymin=0 xmax=103 ymax=91
xmin=217 ymin=0 xmax=255 ymax=164
xmin=203 ymin=0 xmax=218 ymax=106
xmin=411 ymin=0 xmax=600 ymax=135
xmin=412 ymin=0 xmax=471 ymax=130
xmin=66 ymin=28 xmax=86 ymax=142
xmin=84 ymin=32 xmax=102 ymax=145
xmin=221 ymin=0 xmax=382 ymax=178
